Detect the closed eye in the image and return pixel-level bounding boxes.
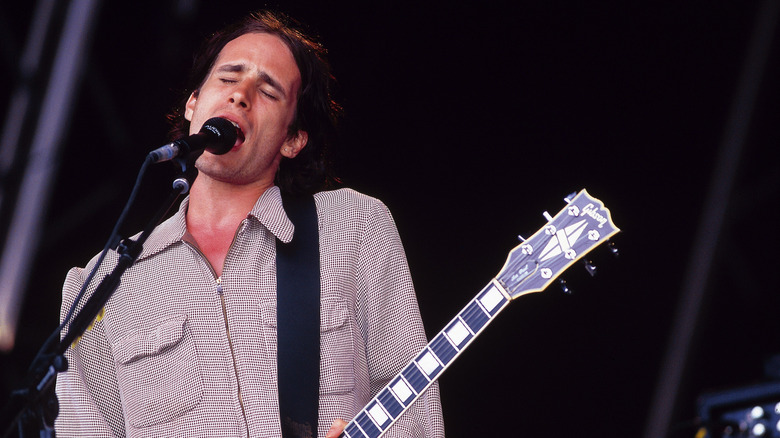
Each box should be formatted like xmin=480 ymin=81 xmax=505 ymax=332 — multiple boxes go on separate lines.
xmin=260 ymin=89 xmax=278 ymax=100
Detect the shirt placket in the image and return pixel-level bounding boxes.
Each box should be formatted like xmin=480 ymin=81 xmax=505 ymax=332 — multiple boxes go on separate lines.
xmin=185 ymin=222 xmax=252 ymax=437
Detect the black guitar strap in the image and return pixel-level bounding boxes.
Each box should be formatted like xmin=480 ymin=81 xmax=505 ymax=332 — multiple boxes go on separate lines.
xmin=277 ymin=193 xmax=320 ymax=438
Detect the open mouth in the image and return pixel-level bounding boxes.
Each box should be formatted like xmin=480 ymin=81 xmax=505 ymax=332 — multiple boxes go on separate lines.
xmin=228 ymin=120 xmax=245 ymax=145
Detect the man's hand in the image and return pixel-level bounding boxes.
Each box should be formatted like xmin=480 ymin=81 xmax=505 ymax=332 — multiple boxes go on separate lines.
xmin=325 ymin=419 xmax=348 ymax=438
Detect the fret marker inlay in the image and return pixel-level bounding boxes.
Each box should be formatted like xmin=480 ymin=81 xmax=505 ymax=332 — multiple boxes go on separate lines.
xmin=479 ymin=285 xmax=503 ymax=312
xmin=446 ymin=320 xmax=470 ymax=346
xmin=417 ymin=351 xmax=440 ymax=376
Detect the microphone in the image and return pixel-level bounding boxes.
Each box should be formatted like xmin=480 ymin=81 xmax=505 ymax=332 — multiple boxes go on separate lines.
xmin=148 ymin=117 xmax=237 ymax=163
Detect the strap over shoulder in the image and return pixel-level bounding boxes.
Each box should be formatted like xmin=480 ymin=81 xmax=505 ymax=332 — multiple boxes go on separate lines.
xmin=277 ymin=193 xmax=321 ymax=438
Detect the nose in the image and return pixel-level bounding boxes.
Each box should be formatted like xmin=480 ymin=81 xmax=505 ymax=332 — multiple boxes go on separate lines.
xmin=228 ymin=84 xmax=251 ymax=110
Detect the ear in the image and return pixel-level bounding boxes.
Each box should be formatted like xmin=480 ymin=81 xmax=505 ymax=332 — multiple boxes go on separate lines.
xmin=184 ymin=90 xmax=198 ymax=121
xmin=281 ymin=130 xmax=309 ymax=158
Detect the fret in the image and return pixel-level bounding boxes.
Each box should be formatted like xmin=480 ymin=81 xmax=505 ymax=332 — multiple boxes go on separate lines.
xmin=366 ymin=401 xmax=391 ymax=429
xmin=478 ymin=283 xmax=508 ymax=315
xmin=356 ymin=410 xmax=382 ymax=438
xmin=444 ymin=318 xmax=473 ymax=348
xmin=401 ymin=362 xmax=429 ymax=393
xmin=461 ymin=301 xmax=489 ymax=333
xmin=430 ymin=333 xmax=457 ymax=365
xmin=457 ymin=283 xmax=507 ymax=334
xmin=377 ymin=388 xmax=404 ymax=417
xmin=389 ymin=376 xmax=415 ymax=405
xmin=343 ymin=422 xmax=365 ymax=438
xmin=416 ymin=348 xmax=444 ymax=379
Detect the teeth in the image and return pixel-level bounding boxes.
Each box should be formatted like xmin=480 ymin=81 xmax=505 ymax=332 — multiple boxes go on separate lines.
xmin=228 ymin=120 xmax=245 ymax=141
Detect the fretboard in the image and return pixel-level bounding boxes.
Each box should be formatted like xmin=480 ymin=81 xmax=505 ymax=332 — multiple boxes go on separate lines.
xmin=341 ymin=280 xmax=511 ymax=438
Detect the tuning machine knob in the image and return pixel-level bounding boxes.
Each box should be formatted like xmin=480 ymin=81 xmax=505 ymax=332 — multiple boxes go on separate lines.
xmin=582 ymin=260 xmax=597 ymax=277
xmin=559 ymin=278 xmax=572 ymax=295
xmin=607 ymin=241 xmax=620 ymax=258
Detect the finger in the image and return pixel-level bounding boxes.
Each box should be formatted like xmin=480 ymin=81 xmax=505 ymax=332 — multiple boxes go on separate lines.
xmin=325 ymin=418 xmax=348 ymax=438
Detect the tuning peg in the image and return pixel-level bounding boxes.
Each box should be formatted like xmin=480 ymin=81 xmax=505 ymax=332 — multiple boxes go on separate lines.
xmin=543 ymin=211 xmax=553 ymax=222
xmin=564 ymin=192 xmax=577 ymax=203
xmin=517 ymin=235 xmax=526 ymax=242
xmin=559 ymin=278 xmax=572 ymax=295
xmin=607 ymin=241 xmax=620 ymax=258
xmin=582 ymin=259 xmax=597 ymax=277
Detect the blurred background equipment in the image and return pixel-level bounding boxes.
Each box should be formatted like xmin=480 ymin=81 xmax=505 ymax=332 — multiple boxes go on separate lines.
xmin=697 ymin=356 xmax=780 ymax=438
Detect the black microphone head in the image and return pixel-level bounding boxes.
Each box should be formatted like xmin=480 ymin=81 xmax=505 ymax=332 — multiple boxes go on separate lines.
xmin=200 ymin=117 xmax=237 ymax=155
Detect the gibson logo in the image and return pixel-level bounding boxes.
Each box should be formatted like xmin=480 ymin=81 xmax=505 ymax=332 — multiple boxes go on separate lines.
xmin=582 ymin=203 xmax=608 ymax=228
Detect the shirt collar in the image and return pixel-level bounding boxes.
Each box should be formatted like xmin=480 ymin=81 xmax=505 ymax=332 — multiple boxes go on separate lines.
xmin=136 ymin=186 xmax=294 ymax=262
xmin=248 ymin=186 xmax=295 ymax=243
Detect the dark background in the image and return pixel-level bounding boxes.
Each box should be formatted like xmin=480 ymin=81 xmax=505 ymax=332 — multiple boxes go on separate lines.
xmin=1 ymin=1 xmax=779 ymax=437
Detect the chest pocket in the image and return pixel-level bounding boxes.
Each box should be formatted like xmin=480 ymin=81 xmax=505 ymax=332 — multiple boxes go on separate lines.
xmin=111 ymin=314 xmax=204 ymax=429
xmin=260 ymin=297 xmax=355 ymax=395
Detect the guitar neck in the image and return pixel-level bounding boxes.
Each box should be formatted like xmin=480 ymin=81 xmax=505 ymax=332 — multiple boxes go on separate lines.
xmin=341 ymin=189 xmax=620 ymax=438
xmin=341 ymin=280 xmax=511 ymax=438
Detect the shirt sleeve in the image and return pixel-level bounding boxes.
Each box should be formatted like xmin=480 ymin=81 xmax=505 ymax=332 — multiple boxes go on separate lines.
xmin=355 ymin=199 xmax=445 ymax=438
xmin=55 ymin=266 xmax=126 ymax=437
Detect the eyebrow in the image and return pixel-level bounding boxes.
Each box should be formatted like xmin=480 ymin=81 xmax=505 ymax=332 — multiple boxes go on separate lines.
xmin=215 ymin=63 xmax=288 ymax=99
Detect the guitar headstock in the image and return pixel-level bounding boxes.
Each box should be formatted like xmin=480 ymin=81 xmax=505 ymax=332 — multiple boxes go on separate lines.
xmin=496 ymin=189 xmax=620 ymax=299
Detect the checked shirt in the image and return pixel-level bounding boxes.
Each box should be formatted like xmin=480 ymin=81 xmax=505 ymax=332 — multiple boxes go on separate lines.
xmin=55 ymin=187 xmax=445 ymax=437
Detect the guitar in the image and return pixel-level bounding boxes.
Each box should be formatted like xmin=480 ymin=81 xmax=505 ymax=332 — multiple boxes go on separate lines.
xmin=340 ymin=189 xmax=620 ymax=438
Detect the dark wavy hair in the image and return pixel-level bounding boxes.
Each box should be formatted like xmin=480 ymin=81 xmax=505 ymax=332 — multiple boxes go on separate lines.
xmin=167 ymin=10 xmax=341 ymax=195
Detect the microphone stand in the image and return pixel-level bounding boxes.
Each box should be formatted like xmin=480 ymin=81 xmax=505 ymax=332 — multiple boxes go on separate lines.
xmin=1 ymin=159 xmax=194 ymax=437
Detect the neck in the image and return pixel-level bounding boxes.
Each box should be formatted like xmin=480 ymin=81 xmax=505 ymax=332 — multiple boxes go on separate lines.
xmin=186 ymin=174 xmax=272 ymax=230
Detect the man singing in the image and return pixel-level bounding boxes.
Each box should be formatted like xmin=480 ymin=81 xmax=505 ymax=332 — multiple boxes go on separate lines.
xmin=55 ymin=10 xmax=445 ymax=438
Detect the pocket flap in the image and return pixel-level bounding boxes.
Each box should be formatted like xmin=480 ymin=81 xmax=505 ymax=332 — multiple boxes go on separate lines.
xmin=320 ymin=298 xmax=348 ymax=332
xmin=113 ymin=315 xmax=187 ymax=365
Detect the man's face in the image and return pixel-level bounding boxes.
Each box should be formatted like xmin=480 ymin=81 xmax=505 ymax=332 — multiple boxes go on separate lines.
xmin=184 ymin=32 xmax=308 ymax=187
